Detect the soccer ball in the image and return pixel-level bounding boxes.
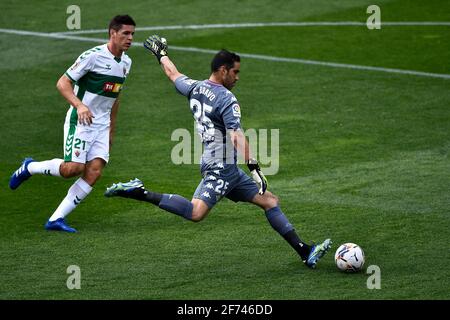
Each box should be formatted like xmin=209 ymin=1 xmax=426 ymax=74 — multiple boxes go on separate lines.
xmin=334 ymin=243 xmax=365 ymax=272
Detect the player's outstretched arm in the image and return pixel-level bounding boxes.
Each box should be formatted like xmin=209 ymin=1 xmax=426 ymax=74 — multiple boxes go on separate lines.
xmin=160 ymin=56 xmax=183 ymax=83
xmin=143 ymin=35 xmax=183 ymax=83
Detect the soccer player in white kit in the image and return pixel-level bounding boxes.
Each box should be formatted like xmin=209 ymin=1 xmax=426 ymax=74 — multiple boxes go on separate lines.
xmin=9 ymin=15 xmax=135 ymax=232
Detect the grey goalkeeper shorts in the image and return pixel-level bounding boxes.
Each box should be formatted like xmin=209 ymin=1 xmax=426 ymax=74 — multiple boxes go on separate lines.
xmin=193 ymin=165 xmax=259 ymax=208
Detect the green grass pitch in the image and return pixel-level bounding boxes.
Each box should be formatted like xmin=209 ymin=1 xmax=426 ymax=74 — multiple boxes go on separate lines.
xmin=0 ymin=0 xmax=449 ymax=299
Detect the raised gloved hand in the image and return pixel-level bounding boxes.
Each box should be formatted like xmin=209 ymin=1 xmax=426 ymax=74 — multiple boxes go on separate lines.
xmin=143 ymin=35 xmax=168 ymax=63
xmin=247 ymin=158 xmax=268 ymax=195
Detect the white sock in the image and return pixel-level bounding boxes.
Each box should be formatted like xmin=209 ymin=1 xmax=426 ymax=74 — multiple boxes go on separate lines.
xmin=49 ymin=178 xmax=92 ymax=221
xmin=28 ymin=159 xmax=63 ymax=177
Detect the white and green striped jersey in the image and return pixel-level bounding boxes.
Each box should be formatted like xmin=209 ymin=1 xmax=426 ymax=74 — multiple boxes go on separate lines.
xmin=64 ymin=44 xmax=132 ymax=129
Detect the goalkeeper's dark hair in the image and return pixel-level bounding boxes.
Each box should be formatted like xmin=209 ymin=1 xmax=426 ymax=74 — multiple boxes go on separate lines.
xmin=108 ymin=15 xmax=136 ymax=36
xmin=211 ymin=49 xmax=240 ymax=73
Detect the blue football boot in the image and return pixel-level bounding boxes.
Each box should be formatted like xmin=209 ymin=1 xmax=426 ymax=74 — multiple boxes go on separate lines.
xmin=305 ymin=238 xmax=332 ymax=269
xmin=9 ymin=157 xmax=35 ymax=190
xmin=45 ymin=218 xmax=77 ymax=233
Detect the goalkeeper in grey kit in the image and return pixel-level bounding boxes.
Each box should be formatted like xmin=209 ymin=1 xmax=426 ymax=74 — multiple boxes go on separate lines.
xmin=105 ymin=35 xmax=332 ymax=268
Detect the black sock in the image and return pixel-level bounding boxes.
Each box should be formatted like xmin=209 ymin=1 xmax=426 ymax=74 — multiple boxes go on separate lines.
xmin=126 ymin=188 xmax=163 ymax=205
xmin=143 ymin=190 xmax=163 ymax=205
xmin=283 ymin=230 xmax=311 ymax=261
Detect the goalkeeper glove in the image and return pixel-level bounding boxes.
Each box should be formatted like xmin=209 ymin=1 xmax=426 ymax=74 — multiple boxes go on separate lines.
xmin=143 ymin=35 xmax=168 ymax=63
xmin=247 ymin=158 xmax=268 ymax=195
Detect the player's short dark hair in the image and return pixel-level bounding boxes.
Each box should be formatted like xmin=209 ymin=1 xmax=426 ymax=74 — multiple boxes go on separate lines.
xmin=211 ymin=49 xmax=240 ymax=73
xmin=108 ymin=15 xmax=136 ymax=36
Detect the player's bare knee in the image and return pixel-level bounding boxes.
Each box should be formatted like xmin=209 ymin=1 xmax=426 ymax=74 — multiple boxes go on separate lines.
xmin=271 ymin=193 xmax=279 ymax=206
xmin=262 ymin=192 xmax=279 ymax=210
xmin=60 ymin=163 xmax=84 ymax=178
xmin=83 ymin=168 xmax=102 ymax=185
xmin=190 ymin=200 xmax=209 ymax=222
xmin=191 ymin=210 xmax=206 ymax=223
xmin=267 ymin=198 xmax=278 ymax=209
xmin=191 ymin=205 xmax=210 ymax=222
xmin=191 ymin=215 xmax=203 ymax=223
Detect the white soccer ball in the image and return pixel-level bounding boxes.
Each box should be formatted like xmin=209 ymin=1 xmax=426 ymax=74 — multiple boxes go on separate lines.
xmin=334 ymin=243 xmax=365 ymax=272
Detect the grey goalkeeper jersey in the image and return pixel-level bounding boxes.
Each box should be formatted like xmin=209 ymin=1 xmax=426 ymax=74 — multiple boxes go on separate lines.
xmin=175 ymin=76 xmax=242 ymax=171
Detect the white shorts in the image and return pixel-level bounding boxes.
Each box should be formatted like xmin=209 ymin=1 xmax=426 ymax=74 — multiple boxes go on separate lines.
xmin=63 ymin=124 xmax=110 ymax=164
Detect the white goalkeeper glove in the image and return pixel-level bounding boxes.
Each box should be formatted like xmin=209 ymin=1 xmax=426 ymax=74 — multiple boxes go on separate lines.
xmin=247 ymin=158 xmax=268 ymax=195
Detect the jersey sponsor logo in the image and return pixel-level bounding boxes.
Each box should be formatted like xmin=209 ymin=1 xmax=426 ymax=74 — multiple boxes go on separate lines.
xmin=75 ymin=150 xmax=80 ymax=157
xmin=103 ymin=82 xmax=122 ymax=93
xmin=104 ymin=64 xmax=112 ymax=70
xmin=232 ymin=104 xmax=241 ymax=117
